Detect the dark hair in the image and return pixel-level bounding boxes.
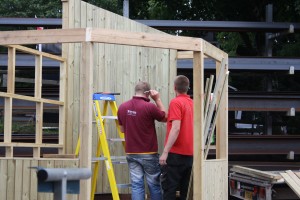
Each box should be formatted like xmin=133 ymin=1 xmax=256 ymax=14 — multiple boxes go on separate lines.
xmin=135 ymin=81 xmax=151 ymax=94
xmin=174 ymin=75 xmax=189 ymax=93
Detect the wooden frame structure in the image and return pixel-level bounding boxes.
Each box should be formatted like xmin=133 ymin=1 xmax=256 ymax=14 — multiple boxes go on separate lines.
xmin=0 ymin=45 xmax=67 ymax=158
xmin=0 ymin=27 xmax=228 ymax=199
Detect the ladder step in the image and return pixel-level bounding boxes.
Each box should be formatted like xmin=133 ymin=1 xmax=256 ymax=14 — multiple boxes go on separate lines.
xmin=92 ymin=157 xmax=107 ymax=162
xmin=117 ymin=183 xmax=132 ymax=189
xmin=102 ymin=116 xmax=118 ymax=120
xmin=107 ymin=138 xmax=125 ymax=142
xmin=92 ymin=156 xmax=127 ymax=164
xmin=111 ymin=156 xmax=127 ymax=164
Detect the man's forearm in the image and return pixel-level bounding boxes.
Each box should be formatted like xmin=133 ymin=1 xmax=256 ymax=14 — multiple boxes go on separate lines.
xmin=155 ymin=98 xmax=166 ymax=112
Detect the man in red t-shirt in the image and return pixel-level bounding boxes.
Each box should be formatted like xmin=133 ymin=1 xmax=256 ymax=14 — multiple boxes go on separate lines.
xmin=159 ymin=75 xmax=193 ymax=200
xmin=117 ymin=81 xmax=167 ymax=200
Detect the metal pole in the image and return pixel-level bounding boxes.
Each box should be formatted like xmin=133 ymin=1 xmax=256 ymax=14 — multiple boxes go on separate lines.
xmin=123 ymin=0 xmax=129 ymax=18
xmin=265 ymin=4 xmax=273 ymax=57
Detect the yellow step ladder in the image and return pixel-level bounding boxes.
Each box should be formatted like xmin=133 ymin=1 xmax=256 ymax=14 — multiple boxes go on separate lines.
xmin=75 ymin=92 xmax=129 ymax=200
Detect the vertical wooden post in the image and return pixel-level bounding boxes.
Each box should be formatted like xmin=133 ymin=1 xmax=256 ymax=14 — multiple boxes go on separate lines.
xmin=34 ymin=55 xmax=43 ymax=158
xmin=79 ymin=41 xmax=93 ymax=200
xmin=168 ymin=50 xmax=177 ymax=101
xmin=216 ymin=57 xmax=228 ymax=159
xmin=61 ymin=0 xmax=72 ymax=154
xmin=59 ymin=60 xmax=67 ymax=154
xmin=193 ymin=49 xmax=204 ymax=200
xmin=4 ymin=47 xmax=15 ymax=157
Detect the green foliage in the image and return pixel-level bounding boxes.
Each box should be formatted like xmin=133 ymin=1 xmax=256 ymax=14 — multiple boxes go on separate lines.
xmin=216 ymin=33 xmax=242 ymax=56
xmin=0 ymin=0 xmax=62 ymax=18
xmin=84 ymin=0 xmax=123 ymax=15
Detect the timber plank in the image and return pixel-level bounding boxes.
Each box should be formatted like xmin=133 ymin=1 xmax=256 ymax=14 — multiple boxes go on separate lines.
xmin=232 ymin=165 xmax=281 ymax=180
xmin=91 ymin=28 xmax=202 ymax=51
xmin=7 ymin=45 xmax=65 ymax=61
xmin=0 ymin=92 xmax=64 ymax=105
xmin=280 ymin=172 xmax=300 ymax=198
xmin=22 ymin=159 xmax=31 ymax=200
xmin=30 ymin=160 xmax=38 ymax=200
xmin=0 ymin=28 xmax=87 ymax=45
xmin=286 ymin=170 xmax=300 ymax=188
xmin=43 ymin=154 xmax=77 ymax=159
xmin=0 ymin=160 xmax=7 ymax=200
xmin=7 ymin=159 xmax=15 ymax=200
xmin=14 ymin=159 xmax=23 ymax=200
xmin=193 ymin=51 xmax=205 ymax=199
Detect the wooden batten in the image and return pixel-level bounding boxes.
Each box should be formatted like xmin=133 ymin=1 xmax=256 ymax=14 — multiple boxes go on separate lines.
xmin=0 ymin=92 xmax=64 ymax=105
xmin=91 ymin=28 xmax=202 ymax=51
xmin=79 ymin=42 xmax=93 ymax=200
xmin=0 ymin=28 xmax=87 ymax=45
xmin=193 ymin=51 xmax=204 ymax=200
xmin=7 ymin=45 xmax=66 ymax=62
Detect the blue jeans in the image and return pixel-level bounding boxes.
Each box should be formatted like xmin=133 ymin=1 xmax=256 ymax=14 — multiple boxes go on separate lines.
xmin=126 ymin=154 xmax=162 ymax=200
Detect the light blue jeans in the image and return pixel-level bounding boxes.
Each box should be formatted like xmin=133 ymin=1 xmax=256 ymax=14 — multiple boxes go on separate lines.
xmin=126 ymin=154 xmax=162 ymax=200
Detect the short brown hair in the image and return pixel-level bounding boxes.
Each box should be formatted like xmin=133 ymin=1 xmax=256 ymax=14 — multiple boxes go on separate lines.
xmin=135 ymin=81 xmax=151 ymax=94
xmin=174 ymin=75 xmax=189 ymax=93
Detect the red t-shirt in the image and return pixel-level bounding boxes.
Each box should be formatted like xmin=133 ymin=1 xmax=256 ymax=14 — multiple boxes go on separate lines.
xmin=117 ymin=96 xmax=165 ymax=154
xmin=165 ymin=94 xmax=193 ymax=155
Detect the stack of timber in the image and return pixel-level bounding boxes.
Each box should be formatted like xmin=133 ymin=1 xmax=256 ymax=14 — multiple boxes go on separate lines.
xmin=230 ymin=165 xmax=300 ymax=199
xmin=230 ymin=165 xmax=283 ymax=184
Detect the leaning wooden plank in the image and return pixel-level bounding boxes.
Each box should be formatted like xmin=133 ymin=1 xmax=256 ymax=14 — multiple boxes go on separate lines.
xmin=204 ymin=71 xmax=229 ymax=159
xmin=286 ymin=170 xmax=300 ymax=188
xmin=232 ymin=165 xmax=281 ymax=180
xmin=43 ymin=154 xmax=77 ymax=159
xmin=280 ymin=172 xmax=300 ymax=198
xmin=204 ymin=75 xmax=214 ymax=120
xmin=203 ymin=59 xmax=226 ymax=140
xmin=296 ymin=172 xmax=300 ymax=179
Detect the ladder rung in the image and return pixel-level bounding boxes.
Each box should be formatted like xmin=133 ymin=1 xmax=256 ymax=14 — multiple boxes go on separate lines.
xmin=92 ymin=156 xmax=127 ymax=164
xmin=107 ymin=138 xmax=125 ymax=142
xmin=102 ymin=116 xmax=118 ymax=120
xmin=111 ymin=156 xmax=127 ymax=164
xmin=117 ymin=183 xmax=132 ymax=188
xmin=92 ymin=157 xmax=107 ymax=162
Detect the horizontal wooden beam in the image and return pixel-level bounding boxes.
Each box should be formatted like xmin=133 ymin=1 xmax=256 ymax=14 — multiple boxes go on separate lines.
xmin=0 ymin=92 xmax=64 ymax=105
xmin=91 ymin=28 xmax=202 ymax=51
xmin=43 ymin=154 xmax=77 ymax=158
xmin=0 ymin=142 xmax=64 ymax=148
xmin=0 ymin=28 xmax=202 ymax=51
xmin=0 ymin=28 xmax=87 ymax=45
xmin=6 ymin=45 xmax=66 ymax=62
xmin=202 ymin=40 xmax=227 ymax=62
xmin=177 ymin=51 xmax=208 ymax=59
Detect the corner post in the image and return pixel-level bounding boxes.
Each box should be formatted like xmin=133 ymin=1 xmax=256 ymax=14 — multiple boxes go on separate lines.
xmin=193 ymin=46 xmax=204 ymax=199
xmin=79 ymin=41 xmax=93 ymax=200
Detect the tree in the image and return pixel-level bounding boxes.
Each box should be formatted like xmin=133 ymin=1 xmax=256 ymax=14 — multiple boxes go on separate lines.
xmin=0 ymin=0 xmax=62 ymax=18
